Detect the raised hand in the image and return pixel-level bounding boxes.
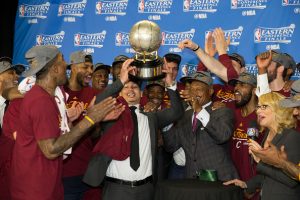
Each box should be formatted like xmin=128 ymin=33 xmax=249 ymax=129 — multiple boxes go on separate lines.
xmin=119 ymin=58 xmax=136 ymax=84
xmin=178 ymin=39 xmax=199 ymax=51
xmin=213 ymin=28 xmax=229 ymax=56
xmin=179 ymin=89 xmax=192 ymax=103
xmin=67 ymin=101 xmax=85 ymax=122
xmin=205 ymin=32 xmax=217 ymax=57
xmin=256 ymin=50 xmax=272 ymax=74
xmin=143 ymin=101 xmax=160 ymax=112
xmin=103 ymin=103 xmax=125 ymax=121
xmin=162 ymin=57 xmax=174 ymax=86
xmin=251 ymin=142 xmax=287 ymax=168
xmin=87 ymin=97 xmax=116 ymax=123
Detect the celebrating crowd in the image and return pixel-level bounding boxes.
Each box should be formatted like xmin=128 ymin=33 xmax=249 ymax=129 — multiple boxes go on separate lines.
xmin=0 ymin=28 xmax=299 ymax=200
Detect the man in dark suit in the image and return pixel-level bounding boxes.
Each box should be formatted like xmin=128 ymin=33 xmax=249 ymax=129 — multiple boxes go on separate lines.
xmin=83 ymin=58 xmax=184 ymax=200
xmin=163 ymin=71 xmax=239 ymax=181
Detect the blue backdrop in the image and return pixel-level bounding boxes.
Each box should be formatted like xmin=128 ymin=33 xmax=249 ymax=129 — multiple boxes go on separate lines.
xmin=13 ymin=0 xmax=300 ymax=81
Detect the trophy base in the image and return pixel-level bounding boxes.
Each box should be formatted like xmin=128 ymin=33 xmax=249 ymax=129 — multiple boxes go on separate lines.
xmin=129 ymin=58 xmax=165 ymax=81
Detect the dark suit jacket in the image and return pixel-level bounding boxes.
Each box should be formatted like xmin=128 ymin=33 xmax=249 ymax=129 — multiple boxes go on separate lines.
xmin=246 ymin=128 xmax=300 ymax=200
xmin=163 ymin=105 xmax=239 ymax=181
xmin=83 ymin=79 xmax=184 ymax=186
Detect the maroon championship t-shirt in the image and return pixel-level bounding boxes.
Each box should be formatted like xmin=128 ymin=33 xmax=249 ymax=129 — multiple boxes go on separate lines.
xmin=63 ymin=86 xmax=99 ymax=177
xmin=10 ymin=85 xmax=63 ymax=200
xmin=230 ymin=110 xmax=265 ymax=182
xmin=0 ymin=98 xmax=22 ymax=200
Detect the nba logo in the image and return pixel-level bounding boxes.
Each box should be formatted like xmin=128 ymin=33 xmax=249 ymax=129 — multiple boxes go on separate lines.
xmin=254 ymin=28 xmax=261 ymax=42
xmin=74 ymin=34 xmax=80 ymax=46
xmin=115 ymin=33 xmax=122 ymax=45
xmin=138 ymin=0 xmax=145 ymax=12
xmin=19 ymin=5 xmax=25 ymax=16
xmin=96 ymin=2 xmax=102 ymax=14
xmin=231 ymin=0 xmax=238 ymax=8
xmin=161 ymin=32 xmax=166 ymax=45
xmin=183 ymin=0 xmax=190 ymax=11
xmin=58 ymin=5 xmax=63 ymax=16
xmin=36 ymin=35 xmax=43 ymax=46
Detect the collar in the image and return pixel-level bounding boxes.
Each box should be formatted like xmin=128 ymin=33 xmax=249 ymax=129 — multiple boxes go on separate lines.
xmin=202 ymin=101 xmax=212 ymax=109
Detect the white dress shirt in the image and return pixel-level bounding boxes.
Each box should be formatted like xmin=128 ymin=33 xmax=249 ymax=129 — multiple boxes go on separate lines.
xmin=106 ymin=104 xmax=153 ymax=181
xmin=194 ymin=101 xmax=212 ymax=127
xmin=0 ymin=95 xmax=6 ymax=127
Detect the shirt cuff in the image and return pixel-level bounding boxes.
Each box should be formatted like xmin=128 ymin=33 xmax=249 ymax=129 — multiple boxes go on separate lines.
xmin=255 ymin=73 xmax=271 ymax=97
xmin=166 ymin=83 xmax=177 ymax=91
xmin=196 ymin=108 xmax=210 ymax=127
xmin=0 ymin=95 xmax=6 ymax=106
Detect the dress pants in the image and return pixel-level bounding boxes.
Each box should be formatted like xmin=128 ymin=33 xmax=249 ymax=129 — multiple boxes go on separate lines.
xmin=102 ymin=181 xmax=154 ymax=200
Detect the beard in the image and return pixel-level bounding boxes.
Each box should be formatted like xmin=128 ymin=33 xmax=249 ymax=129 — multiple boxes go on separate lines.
xmin=267 ymin=70 xmax=277 ymax=83
xmin=76 ymin=73 xmax=89 ymax=87
xmin=235 ymin=92 xmax=252 ymax=108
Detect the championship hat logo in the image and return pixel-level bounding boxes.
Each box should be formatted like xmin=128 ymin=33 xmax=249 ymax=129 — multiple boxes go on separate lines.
xmin=183 ymin=0 xmax=219 ymax=13
xmin=95 ymin=0 xmax=128 ymax=15
xmin=35 ymin=31 xmax=65 ymax=48
xmin=74 ymin=31 xmax=107 ymax=48
xmin=137 ymin=0 xmax=173 ymax=14
xmin=254 ymin=24 xmax=295 ymax=44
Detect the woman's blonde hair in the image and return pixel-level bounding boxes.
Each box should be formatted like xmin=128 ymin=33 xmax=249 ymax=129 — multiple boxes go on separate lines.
xmin=259 ymin=92 xmax=296 ymax=133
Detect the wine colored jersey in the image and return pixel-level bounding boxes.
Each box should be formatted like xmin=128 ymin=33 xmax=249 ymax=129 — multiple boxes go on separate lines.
xmin=10 ymin=85 xmax=63 ymax=200
xmin=0 ymin=98 xmax=22 ymax=200
xmin=230 ymin=109 xmax=264 ymax=181
xmin=63 ymin=86 xmax=99 ymax=177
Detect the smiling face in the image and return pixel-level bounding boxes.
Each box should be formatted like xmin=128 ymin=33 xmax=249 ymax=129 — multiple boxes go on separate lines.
xmin=0 ymin=69 xmax=19 ymax=89
xmin=147 ymin=85 xmax=164 ymax=107
xmin=119 ymin=81 xmax=141 ymax=105
xmin=92 ymin=68 xmax=109 ymax=90
xmin=72 ymin=61 xmax=93 ymax=87
xmin=189 ymin=80 xmax=213 ymax=112
xmin=234 ymin=81 xmax=254 ymax=108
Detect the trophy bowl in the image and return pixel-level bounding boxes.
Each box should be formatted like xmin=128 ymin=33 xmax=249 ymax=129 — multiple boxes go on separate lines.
xmin=129 ymin=20 xmax=165 ymax=80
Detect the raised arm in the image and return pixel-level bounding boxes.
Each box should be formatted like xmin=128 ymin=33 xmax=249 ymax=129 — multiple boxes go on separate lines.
xmin=178 ymin=39 xmax=229 ymax=82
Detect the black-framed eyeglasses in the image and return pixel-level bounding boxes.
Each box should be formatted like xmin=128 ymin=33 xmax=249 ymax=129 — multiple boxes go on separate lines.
xmin=255 ymin=104 xmax=269 ymax=111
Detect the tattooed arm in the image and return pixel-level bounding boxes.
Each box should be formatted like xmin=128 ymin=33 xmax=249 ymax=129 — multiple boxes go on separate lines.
xmin=37 ymin=97 xmax=120 ymax=159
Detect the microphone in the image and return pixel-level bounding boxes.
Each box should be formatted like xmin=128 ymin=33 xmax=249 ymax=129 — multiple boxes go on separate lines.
xmin=247 ymin=120 xmax=259 ymax=141
xmin=247 ymin=120 xmax=259 ymax=168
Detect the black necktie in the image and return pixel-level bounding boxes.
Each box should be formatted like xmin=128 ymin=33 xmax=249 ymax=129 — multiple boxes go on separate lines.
xmin=129 ymin=106 xmax=140 ymax=171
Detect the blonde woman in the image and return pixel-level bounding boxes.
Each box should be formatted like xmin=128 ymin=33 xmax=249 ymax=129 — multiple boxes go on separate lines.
xmin=224 ymin=92 xmax=300 ymax=200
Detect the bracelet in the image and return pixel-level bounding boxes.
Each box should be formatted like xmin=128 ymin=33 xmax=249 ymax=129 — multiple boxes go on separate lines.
xmin=193 ymin=45 xmax=200 ymax=51
xmin=84 ymin=115 xmax=95 ymax=125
